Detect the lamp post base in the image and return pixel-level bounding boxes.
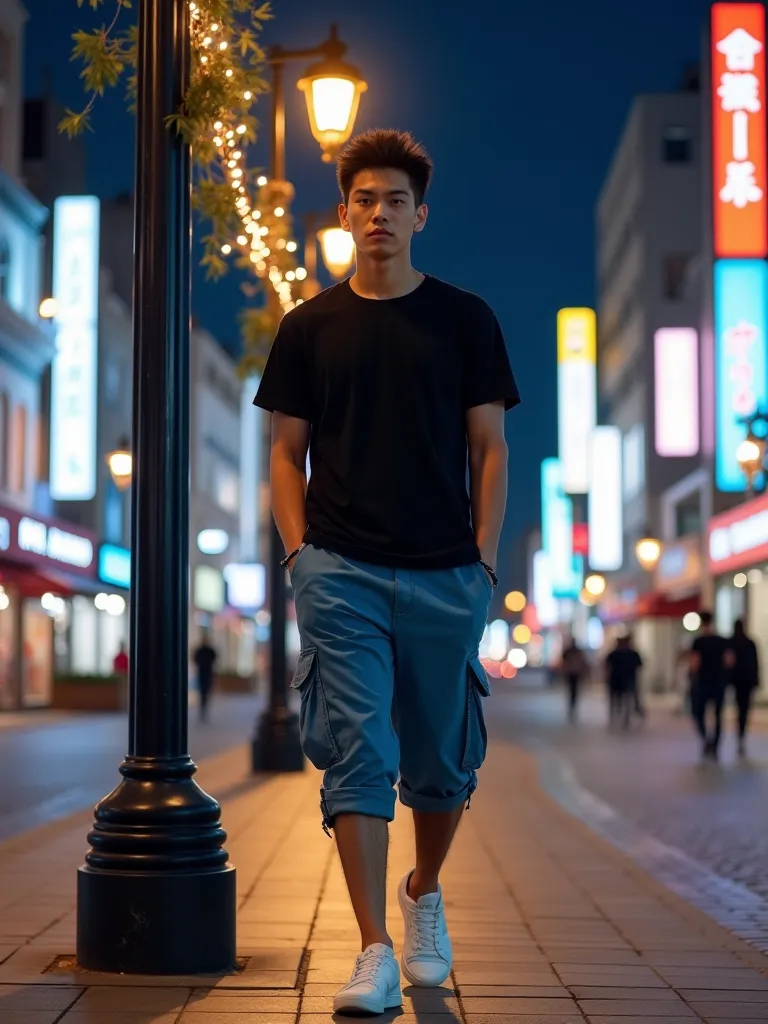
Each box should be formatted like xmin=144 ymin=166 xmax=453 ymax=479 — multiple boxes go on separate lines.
xmin=251 ymin=706 xmax=304 ymax=773
xmin=77 ymin=864 xmax=236 ymax=975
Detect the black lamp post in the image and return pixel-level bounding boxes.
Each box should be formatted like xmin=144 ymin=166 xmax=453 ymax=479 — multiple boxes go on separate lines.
xmin=251 ymin=27 xmax=365 ymax=773
xmin=76 ymin=0 xmax=236 ymax=974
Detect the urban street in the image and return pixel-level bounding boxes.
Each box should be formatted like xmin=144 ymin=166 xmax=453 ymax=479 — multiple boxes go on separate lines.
xmin=3 ymin=0 xmax=768 ymax=1018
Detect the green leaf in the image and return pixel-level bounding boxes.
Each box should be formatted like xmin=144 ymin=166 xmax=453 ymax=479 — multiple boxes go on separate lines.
xmin=58 ymin=108 xmax=92 ymax=136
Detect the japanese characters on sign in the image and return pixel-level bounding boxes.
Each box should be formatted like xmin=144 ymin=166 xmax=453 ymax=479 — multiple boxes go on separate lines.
xmin=50 ymin=196 xmax=100 ymax=501
xmin=714 ymin=259 xmax=768 ymax=491
xmin=712 ymin=3 xmax=767 ymax=258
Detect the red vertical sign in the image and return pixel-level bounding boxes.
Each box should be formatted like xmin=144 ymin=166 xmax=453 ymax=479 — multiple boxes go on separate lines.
xmin=712 ymin=3 xmax=768 ymax=258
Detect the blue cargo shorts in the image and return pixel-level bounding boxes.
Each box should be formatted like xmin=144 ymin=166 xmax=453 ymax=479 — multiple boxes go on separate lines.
xmin=289 ymin=544 xmax=493 ymax=833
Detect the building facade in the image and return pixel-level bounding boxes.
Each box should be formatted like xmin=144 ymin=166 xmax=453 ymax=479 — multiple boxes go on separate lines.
xmin=596 ymin=84 xmax=706 ymax=685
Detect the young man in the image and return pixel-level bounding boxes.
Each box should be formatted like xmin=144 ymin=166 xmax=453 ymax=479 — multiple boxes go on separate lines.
xmin=255 ymin=129 xmax=519 ymax=1016
xmin=689 ymin=611 xmax=733 ymax=761
xmin=605 ymin=634 xmax=643 ymax=730
xmin=729 ymin=617 xmax=759 ymax=757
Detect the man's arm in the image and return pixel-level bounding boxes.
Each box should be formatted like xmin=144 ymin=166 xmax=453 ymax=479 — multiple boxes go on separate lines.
xmin=467 ymin=401 xmax=508 ymax=569
xmin=271 ymin=411 xmax=310 ymax=565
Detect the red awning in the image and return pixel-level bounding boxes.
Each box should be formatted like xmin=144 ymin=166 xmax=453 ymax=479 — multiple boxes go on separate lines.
xmin=634 ymin=591 xmax=700 ymax=619
xmin=0 ymin=562 xmax=79 ymax=599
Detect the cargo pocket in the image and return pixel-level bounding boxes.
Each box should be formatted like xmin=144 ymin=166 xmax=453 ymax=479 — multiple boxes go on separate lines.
xmin=290 ymin=647 xmax=341 ymax=771
xmin=462 ymin=655 xmax=491 ymax=771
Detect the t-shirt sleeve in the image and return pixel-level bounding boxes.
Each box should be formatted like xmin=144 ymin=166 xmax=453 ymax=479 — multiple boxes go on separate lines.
xmin=464 ymin=301 xmax=521 ymax=411
xmin=253 ymin=312 xmax=314 ymax=421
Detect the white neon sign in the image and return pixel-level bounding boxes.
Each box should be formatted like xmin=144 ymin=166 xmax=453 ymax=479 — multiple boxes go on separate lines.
xmin=18 ymin=517 xmax=94 ymax=569
xmin=588 ymin=426 xmax=623 ymax=572
xmin=50 ymin=196 xmax=100 ymax=501
xmin=654 ymin=329 xmax=699 ymax=457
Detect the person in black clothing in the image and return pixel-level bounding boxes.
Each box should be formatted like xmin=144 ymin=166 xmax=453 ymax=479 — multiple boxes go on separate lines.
xmin=605 ymin=634 xmax=643 ymax=730
xmin=253 ymin=129 xmax=520 ymax=1012
xmin=193 ymin=631 xmax=217 ymax=723
xmin=689 ymin=611 xmax=733 ymax=761
xmin=560 ymin=637 xmax=588 ymax=722
xmin=729 ymin=618 xmax=759 ymax=757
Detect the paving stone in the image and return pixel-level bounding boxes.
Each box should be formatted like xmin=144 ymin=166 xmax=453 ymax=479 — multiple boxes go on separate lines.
xmin=677 ymin=989 xmax=768 ymax=1002
xmin=183 ymin=994 xmax=299 ymax=1011
xmin=585 ymin=1019 xmax=702 ymax=1024
xmin=0 ymin=1014 xmax=71 ymax=1024
xmin=62 ymin=1015 xmax=181 ymax=1024
xmin=567 ymin=987 xmax=676 ymax=999
xmin=0 ymin=986 xmax=82 ymax=1010
xmin=457 ymin=985 xmax=571 ymax=997
xmin=577 ymin=998 xmax=696 ymax=1017
xmin=72 ymin=988 xmax=189 ymax=1012
xmin=685 ymin=1002 xmax=768 ymax=1019
xmin=460 ymin=996 xmax=581 ymax=1014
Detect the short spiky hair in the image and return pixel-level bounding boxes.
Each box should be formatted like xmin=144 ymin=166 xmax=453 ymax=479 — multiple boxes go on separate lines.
xmin=337 ymin=129 xmax=433 ymax=206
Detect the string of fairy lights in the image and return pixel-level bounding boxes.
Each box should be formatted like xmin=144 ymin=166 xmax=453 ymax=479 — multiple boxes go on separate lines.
xmin=188 ymin=1 xmax=306 ymax=314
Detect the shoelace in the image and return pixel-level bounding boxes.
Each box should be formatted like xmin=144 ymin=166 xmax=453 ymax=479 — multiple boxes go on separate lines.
xmin=410 ymin=904 xmax=442 ymax=958
xmin=351 ymin=948 xmax=390 ymax=984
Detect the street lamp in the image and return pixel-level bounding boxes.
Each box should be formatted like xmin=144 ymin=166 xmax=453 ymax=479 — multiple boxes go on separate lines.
xmin=635 ymin=536 xmax=662 ymax=571
xmin=252 ymin=25 xmax=366 ymax=776
xmin=737 ymin=435 xmax=766 ymax=496
xmin=584 ymin=573 xmax=606 ymax=598
xmin=296 ymin=25 xmax=368 ymax=164
xmin=39 ymin=297 xmax=57 ymax=319
xmin=77 ymin=0 xmax=235 ymax=976
xmin=318 ymin=226 xmax=356 ymax=279
xmin=106 ymin=436 xmax=132 ymax=491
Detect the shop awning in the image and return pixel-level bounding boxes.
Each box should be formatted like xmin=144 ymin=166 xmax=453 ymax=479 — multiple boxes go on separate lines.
xmin=0 ymin=562 xmax=103 ymax=599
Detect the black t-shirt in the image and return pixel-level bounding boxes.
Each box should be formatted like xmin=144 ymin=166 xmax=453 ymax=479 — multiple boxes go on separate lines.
xmin=254 ymin=276 xmax=520 ymax=568
xmin=606 ymin=648 xmax=642 ymax=689
xmin=691 ymin=634 xmax=731 ymax=687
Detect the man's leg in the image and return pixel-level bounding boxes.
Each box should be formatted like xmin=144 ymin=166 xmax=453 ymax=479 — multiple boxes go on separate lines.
xmin=711 ymin=686 xmax=725 ymax=755
xmin=291 ymin=548 xmax=399 ymax=962
xmin=408 ymin=805 xmax=465 ymax=901
xmin=736 ymin=685 xmax=751 ymax=749
xmin=394 ymin=562 xmax=491 ymax=987
xmin=334 ymin=814 xmax=391 ymax=949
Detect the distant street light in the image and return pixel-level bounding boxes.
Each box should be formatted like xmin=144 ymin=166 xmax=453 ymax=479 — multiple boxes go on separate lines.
xmin=39 ymin=297 xmax=57 ymax=319
xmin=584 ymin=573 xmax=606 ymax=598
xmin=318 ymin=226 xmax=356 ymax=279
xmin=635 ymin=536 xmax=662 ymax=571
xmin=106 ymin=437 xmax=133 ymax=491
xmin=504 ymin=590 xmax=526 ymax=613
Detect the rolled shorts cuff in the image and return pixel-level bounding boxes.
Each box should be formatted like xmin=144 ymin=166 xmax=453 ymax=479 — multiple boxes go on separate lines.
xmin=398 ymin=773 xmax=478 ymax=814
xmin=321 ymin=785 xmax=397 ymax=828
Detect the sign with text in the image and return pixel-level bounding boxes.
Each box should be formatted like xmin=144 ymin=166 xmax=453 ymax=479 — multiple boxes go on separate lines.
xmin=712 ymin=3 xmax=768 ymax=258
xmin=708 ymin=491 xmax=768 ymax=574
xmin=0 ymin=504 xmax=96 ymax=578
xmin=557 ymin=308 xmax=597 ymax=494
xmin=50 ymin=196 xmax=100 ymax=501
xmin=654 ymin=328 xmax=700 ymax=457
xmin=714 ymin=259 xmax=768 ymax=491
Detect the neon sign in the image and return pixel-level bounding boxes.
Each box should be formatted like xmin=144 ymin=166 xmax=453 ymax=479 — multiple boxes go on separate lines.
xmin=712 ymin=3 xmax=768 ymax=258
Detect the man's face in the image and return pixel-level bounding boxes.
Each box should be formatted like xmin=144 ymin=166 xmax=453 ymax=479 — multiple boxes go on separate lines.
xmin=339 ymin=167 xmax=427 ymax=263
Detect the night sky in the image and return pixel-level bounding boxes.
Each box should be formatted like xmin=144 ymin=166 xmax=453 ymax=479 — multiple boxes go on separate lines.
xmin=24 ymin=0 xmax=714 ymax=573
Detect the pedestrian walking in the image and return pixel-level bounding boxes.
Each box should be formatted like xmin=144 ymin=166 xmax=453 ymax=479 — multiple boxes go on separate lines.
xmin=560 ymin=636 xmax=588 ymax=722
xmin=729 ymin=618 xmax=759 ymax=758
xmin=192 ymin=631 xmax=217 ymax=723
xmin=112 ymin=641 xmax=128 ymax=679
xmin=254 ymin=129 xmax=520 ymax=1016
xmin=605 ymin=634 xmax=643 ymax=730
xmin=689 ymin=611 xmax=733 ymax=761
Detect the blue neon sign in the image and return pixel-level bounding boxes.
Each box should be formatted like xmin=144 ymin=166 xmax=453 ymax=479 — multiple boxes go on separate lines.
xmin=98 ymin=544 xmax=131 ymax=588
xmin=541 ymin=458 xmax=582 ymax=599
xmin=715 ymin=259 xmax=768 ymax=492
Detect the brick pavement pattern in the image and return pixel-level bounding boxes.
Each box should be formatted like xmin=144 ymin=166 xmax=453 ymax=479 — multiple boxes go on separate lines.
xmin=0 ymin=741 xmax=766 ymax=1023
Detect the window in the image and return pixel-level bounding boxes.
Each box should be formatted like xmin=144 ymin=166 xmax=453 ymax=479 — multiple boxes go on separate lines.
xmin=23 ymin=99 xmax=45 ymax=162
xmin=12 ymin=404 xmax=26 ymax=494
xmin=0 ymin=236 xmax=9 ymax=303
xmin=675 ymin=499 xmax=701 ymax=538
xmin=663 ymin=126 xmax=692 ymax=164
xmin=663 ymin=252 xmax=693 ymax=301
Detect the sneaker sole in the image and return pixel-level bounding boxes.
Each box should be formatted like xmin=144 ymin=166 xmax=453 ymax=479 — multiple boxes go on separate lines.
xmin=333 ymin=990 xmax=403 ymax=1016
xmin=400 ymin=956 xmax=451 ymax=988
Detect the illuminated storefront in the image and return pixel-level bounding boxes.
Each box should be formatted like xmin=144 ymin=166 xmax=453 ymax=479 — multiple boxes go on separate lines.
xmin=0 ymin=504 xmax=98 ymax=710
xmin=708 ymin=493 xmax=768 ymax=692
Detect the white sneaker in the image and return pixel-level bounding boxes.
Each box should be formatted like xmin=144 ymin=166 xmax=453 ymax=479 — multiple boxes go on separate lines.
xmin=333 ymin=943 xmax=402 ymax=1016
xmin=398 ymin=872 xmax=452 ymax=987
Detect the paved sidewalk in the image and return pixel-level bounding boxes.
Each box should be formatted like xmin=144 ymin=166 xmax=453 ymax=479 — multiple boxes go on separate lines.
xmin=1 ymin=741 xmax=767 ymax=1023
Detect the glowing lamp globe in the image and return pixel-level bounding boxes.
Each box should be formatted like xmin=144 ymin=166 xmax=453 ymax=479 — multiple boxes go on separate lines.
xmin=297 ymin=27 xmax=367 ymax=163
xmin=318 ymin=227 xmax=356 ymax=279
